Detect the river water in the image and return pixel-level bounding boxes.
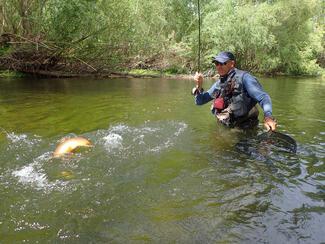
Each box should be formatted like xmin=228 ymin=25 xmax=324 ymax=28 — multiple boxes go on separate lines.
xmin=0 ymin=76 xmax=324 ymax=243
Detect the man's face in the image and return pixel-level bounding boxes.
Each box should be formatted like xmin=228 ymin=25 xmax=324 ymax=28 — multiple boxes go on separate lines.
xmin=215 ymin=60 xmax=235 ymax=76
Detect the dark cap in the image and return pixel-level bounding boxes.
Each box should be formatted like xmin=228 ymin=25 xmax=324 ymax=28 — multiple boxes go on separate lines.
xmin=212 ymin=51 xmax=235 ymax=63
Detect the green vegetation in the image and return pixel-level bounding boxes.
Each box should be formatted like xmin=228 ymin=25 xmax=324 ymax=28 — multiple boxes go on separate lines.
xmin=128 ymin=69 xmax=161 ymax=76
xmin=128 ymin=67 xmax=189 ymax=77
xmin=0 ymin=70 xmax=24 ymax=78
xmin=0 ymin=0 xmax=324 ymax=76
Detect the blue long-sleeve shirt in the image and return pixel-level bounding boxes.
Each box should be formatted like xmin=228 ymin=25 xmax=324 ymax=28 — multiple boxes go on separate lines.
xmin=195 ymin=70 xmax=273 ymax=117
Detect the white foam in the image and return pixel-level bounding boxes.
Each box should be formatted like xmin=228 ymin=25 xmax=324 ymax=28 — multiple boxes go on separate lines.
xmin=12 ymin=152 xmax=67 ymax=191
xmin=102 ymin=121 xmax=188 ymax=155
xmin=7 ymin=133 xmax=28 ymax=143
xmin=103 ymin=133 xmax=123 ymax=150
xmin=149 ymin=139 xmax=172 ymax=152
xmin=133 ymin=134 xmax=145 ymax=144
xmin=109 ymin=124 xmax=129 ymax=133
xmin=174 ymin=122 xmax=188 ymax=137
xmin=6 ymin=132 xmax=42 ymax=154
xmin=12 ymin=162 xmax=48 ymax=188
xmin=141 ymin=127 xmax=160 ymax=133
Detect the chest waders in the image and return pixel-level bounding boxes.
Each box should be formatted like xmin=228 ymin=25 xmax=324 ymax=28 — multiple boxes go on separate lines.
xmin=213 ymin=69 xmax=259 ymax=128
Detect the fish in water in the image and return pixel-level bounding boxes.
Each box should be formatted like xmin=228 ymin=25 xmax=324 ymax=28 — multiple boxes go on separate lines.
xmin=53 ymin=137 xmax=92 ymax=158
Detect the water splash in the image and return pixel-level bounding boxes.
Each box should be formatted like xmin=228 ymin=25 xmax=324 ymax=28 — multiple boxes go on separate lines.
xmin=12 ymin=161 xmax=48 ymax=189
xmin=102 ymin=133 xmax=123 ymax=151
xmin=6 ymin=131 xmax=42 ymax=146
xmin=97 ymin=121 xmax=188 ymax=156
xmin=7 ymin=121 xmax=188 ymax=191
xmin=11 ymin=152 xmax=69 ymax=191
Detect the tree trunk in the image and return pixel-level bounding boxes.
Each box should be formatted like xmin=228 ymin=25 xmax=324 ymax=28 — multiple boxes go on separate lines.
xmin=18 ymin=0 xmax=31 ymax=36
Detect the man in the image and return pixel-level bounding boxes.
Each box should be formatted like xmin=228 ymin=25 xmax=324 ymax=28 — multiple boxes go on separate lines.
xmin=193 ymin=51 xmax=276 ymax=131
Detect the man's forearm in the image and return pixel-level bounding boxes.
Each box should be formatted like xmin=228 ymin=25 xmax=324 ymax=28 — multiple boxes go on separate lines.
xmin=195 ymin=92 xmax=213 ymax=105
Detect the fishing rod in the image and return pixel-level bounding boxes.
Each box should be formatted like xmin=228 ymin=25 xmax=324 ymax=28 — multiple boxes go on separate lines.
xmin=197 ymin=0 xmax=201 ymax=72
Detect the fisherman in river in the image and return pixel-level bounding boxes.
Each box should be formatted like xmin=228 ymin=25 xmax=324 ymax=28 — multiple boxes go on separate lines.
xmin=192 ymin=51 xmax=277 ymax=131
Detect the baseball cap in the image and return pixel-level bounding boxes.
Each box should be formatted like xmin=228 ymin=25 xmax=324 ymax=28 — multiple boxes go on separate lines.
xmin=212 ymin=51 xmax=235 ymax=64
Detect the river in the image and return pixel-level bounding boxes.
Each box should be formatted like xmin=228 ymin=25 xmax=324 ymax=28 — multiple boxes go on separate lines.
xmin=0 ymin=76 xmax=324 ymax=243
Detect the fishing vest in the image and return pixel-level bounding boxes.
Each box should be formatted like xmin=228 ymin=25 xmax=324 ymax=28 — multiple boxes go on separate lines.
xmin=212 ymin=68 xmax=258 ymax=126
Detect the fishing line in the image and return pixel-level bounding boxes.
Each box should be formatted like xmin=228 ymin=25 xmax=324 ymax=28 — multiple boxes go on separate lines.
xmin=198 ymin=0 xmax=201 ymax=72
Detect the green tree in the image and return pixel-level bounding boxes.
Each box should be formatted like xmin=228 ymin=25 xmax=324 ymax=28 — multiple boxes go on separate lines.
xmin=0 ymin=0 xmax=323 ymax=75
xmin=192 ymin=0 xmax=323 ymax=75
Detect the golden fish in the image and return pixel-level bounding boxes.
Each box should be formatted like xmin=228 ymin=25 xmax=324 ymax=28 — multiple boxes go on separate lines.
xmin=53 ymin=137 xmax=92 ymax=158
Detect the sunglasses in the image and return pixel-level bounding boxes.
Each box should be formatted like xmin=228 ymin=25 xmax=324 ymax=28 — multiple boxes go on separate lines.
xmin=214 ymin=61 xmax=227 ymax=66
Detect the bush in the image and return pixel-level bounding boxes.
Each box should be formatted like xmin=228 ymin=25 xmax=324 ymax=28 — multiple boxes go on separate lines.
xmin=189 ymin=0 xmax=324 ymax=75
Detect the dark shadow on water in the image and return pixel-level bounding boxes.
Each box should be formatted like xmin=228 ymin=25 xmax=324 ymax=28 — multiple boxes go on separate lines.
xmin=236 ymin=131 xmax=297 ymax=162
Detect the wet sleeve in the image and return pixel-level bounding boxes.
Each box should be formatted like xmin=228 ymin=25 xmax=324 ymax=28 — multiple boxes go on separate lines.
xmin=195 ymin=82 xmax=217 ymax=105
xmin=242 ymin=73 xmax=273 ymax=117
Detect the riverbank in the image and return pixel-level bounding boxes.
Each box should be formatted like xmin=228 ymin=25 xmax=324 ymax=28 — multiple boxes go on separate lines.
xmin=2 ymin=68 xmax=324 ymax=81
xmin=1 ymin=35 xmax=323 ymax=79
xmin=0 ymin=68 xmax=197 ymax=80
xmin=0 ymin=70 xmax=25 ymax=78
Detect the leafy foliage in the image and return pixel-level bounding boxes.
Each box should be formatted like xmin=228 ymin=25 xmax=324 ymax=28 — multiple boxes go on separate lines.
xmin=195 ymin=0 xmax=324 ymax=75
xmin=0 ymin=0 xmax=323 ymax=75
